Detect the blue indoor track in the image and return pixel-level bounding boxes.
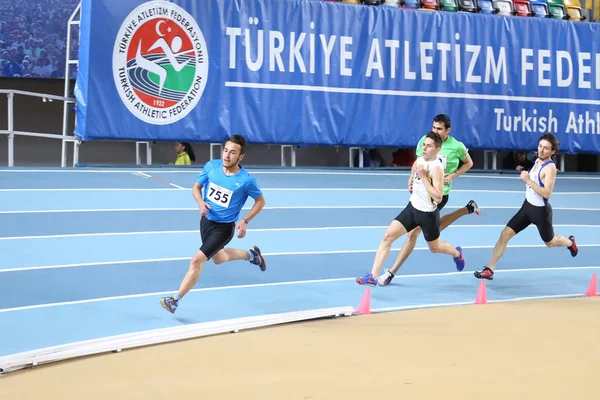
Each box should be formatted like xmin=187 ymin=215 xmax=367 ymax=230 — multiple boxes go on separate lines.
xmin=1 ymin=167 xmax=599 ymax=357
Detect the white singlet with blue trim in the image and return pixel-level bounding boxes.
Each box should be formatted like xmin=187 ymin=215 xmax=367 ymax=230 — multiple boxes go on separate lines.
xmin=526 ymin=159 xmax=554 ymax=207
xmin=410 ymin=157 xmax=444 ymax=212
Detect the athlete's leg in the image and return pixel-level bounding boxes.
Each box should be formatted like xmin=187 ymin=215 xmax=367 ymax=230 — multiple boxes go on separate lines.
xmin=212 ymin=248 xmax=250 ymax=264
xmin=426 ymin=238 xmax=459 ymax=255
xmin=542 ymin=232 xmax=578 ymax=257
xmin=387 ymin=198 xmax=478 ymax=275
xmin=365 ymin=204 xmax=417 ymax=286
xmin=212 ymin=247 xmax=267 ymax=270
xmin=534 ymin=204 xmax=578 ymax=256
xmin=161 ymin=218 xmax=238 ymax=313
xmin=544 ymin=233 xmax=578 ymax=257
xmin=177 ymin=249 xmax=209 ymax=299
xmin=388 ymin=226 xmax=421 ymax=275
xmin=422 ymin=208 xmax=465 ymax=271
xmin=440 ymin=208 xmax=467 ymax=229
xmin=544 ymin=235 xmax=573 ymax=248
xmin=474 ymin=226 xmax=516 ymax=280
xmin=489 ymin=226 xmax=516 ymax=270
xmin=370 ymin=220 xmax=408 ymax=278
xmin=475 ymin=202 xmax=530 ymax=280
xmin=439 ymin=200 xmax=480 ymax=230
xmin=356 ymin=220 xmax=407 ymax=286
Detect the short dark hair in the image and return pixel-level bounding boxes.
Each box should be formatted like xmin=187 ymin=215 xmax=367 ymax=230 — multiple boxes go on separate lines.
xmin=433 ymin=114 xmax=451 ymax=129
xmin=539 ymin=133 xmax=559 ymax=155
xmin=425 ymin=131 xmax=442 ymax=148
xmin=226 ymin=134 xmax=247 ymax=154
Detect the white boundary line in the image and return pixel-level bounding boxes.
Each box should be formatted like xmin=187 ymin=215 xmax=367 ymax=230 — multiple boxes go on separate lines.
xmin=225 ymin=81 xmax=600 ymax=106
xmin=1 ymin=224 xmax=599 ymax=241
xmin=0 ymin=187 xmax=598 ymax=194
xmin=1 ymin=169 xmax=600 ymax=180
xmin=0 ymin=306 xmax=356 ymax=374
xmin=2 ymin=205 xmax=600 ymax=214
xmin=1 ymin=265 xmax=599 ymax=313
xmin=132 ymin=171 xmax=186 ymax=190
xmin=0 ymin=188 xmax=180 ymax=192
xmin=371 ymin=293 xmax=586 ymax=313
xmin=2 ymin=246 xmax=600 ymax=273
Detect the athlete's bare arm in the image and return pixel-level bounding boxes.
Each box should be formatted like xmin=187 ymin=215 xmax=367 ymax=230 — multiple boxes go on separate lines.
xmin=408 ymin=160 xmax=417 ymax=193
xmin=192 ymin=182 xmax=210 ymax=216
xmin=417 ymin=164 xmax=444 ymax=204
xmin=521 ymin=163 xmax=557 ymax=199
xmin=242 ymin=195 xmax=266 ymax=223
xmin=444 ymin=153 xmax=473 ymax=185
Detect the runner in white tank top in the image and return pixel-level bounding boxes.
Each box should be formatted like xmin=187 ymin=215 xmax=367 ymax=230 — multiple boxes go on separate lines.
xmin=410 ymin=156 xmax=444 ymax=212
xmin=356 ymin=132 xmax=465 ymax=287
xmin=525 ymin=159 xmax=555 ymax=207
xmin=475 ymin=134 xmax=578 ymax=281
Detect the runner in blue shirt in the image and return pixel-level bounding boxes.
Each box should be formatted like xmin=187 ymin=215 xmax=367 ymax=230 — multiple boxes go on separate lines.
xmin=161 ymin=135 xmax=267 ymax=314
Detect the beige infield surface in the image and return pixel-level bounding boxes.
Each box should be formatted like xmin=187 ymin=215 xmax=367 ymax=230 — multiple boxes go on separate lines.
xmin=1 ymin=297 xmax=598 ymax=400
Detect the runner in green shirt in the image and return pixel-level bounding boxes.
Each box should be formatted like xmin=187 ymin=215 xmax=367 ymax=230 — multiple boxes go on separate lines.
xmin=377 ymin=114 xmax=481 ymax=286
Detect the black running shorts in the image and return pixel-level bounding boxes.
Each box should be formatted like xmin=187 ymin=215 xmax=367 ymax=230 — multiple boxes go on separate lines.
xmin=506 ymin=200 xmax=555 ymax=243
xmin=395 ymin=202 xmax=440 ymax=242
xmin=199 ymin=216 xmax=236 ymax=260
xmin=438 ymin=194 xmax=449 ymax=211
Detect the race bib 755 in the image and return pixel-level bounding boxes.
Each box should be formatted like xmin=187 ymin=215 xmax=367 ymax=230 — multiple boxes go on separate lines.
xmin=206 ymin=182 xmax=233 ymax=208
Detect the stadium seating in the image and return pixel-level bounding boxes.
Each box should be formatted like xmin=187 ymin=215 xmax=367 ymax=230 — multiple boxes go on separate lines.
xmin=319 ymin=0 xmax=595 ymax=21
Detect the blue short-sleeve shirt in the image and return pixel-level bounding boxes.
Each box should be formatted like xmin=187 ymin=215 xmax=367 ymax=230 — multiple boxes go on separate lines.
xmin=195 ymin=160 xmax=263 ymax=223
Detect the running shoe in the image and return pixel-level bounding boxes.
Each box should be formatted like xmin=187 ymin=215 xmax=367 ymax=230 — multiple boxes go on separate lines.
xmin=249 ymin=246 xmax=267 ymax=271
xmin=474 ymin=267 xmax=494 ymax=280
xmin=453 ymin=246 xmax=465 ymax=271
xmin=467 ymin=200 xmax=481 ymax=216
xmin=377 ymin=269 xmax=395 ymax=286
xmin=356 ymin=272 xmax=378 ymax=287
xmin=568 ymin=235 xmax=578 ymax=257
xmin=160 ymin=296 xmax=179 ymax=314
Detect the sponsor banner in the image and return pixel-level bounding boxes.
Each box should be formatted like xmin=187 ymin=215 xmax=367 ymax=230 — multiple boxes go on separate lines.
xmin=74 ymin=0 xmax=600 ymax=154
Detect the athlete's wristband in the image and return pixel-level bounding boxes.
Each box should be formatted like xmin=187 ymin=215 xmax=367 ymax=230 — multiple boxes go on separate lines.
xmin=242 ymin=218 xmax=249 ymax=224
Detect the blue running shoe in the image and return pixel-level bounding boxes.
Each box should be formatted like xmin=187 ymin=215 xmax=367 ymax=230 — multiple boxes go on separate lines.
xmin=453 ymin=246 xmax=465 ymax=272
xmin=249 ymin=246 xmax=267 ymax=271
xmin=160 ymin=296 xmax=179 ymax=314
xmin=356 ymin=272 xmax=378 ymax=287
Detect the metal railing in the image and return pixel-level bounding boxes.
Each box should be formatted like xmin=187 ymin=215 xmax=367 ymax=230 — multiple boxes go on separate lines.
xmin=0 ymin=89 xmax=80 ymax=167
xmin=61 ymin=3 xmax=82 ymax=167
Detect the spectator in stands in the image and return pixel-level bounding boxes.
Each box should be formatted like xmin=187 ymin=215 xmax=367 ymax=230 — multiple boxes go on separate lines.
xmin=502 ymin=150 xmax=534 ymax=171
xmin=21 ymin=58 xmax=32 ymax=75
xmin=172 ymin=142 xmax=196 ymax=165
xmin=0 ymin=0 xmax=80 ymax=79
xmin=391 ymin=147 xmax=417 ymax=167
xmin=353 ymin=149 xmax=387 ymax=168
xmin=368 ymin=149 xmax=387 ymax=167
xmin=1 ymin=53 xmax=22 ymax=76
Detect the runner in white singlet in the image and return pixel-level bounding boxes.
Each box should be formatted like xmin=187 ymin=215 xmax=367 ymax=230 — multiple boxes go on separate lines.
xmin=525 ymin=159 xmax=554 ymax=207
xmin=356 ymin=132 xmax=466 ymax=287
xmin=475 ymin=133 xmax=579 ymax=281
xmin=410 ymin=156 xmax=444 ymax=212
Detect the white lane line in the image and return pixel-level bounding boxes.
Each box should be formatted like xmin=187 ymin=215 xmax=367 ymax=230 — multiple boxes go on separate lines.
xmin=2 ymin=247 xmax=600 ymax=273
xmin=0 ymin=224 xmax=598 ymax=241
xmin=1 ymin=205 xmax=600 ymax=214
xmin=1 ymin=265 xmax=599 ymax=313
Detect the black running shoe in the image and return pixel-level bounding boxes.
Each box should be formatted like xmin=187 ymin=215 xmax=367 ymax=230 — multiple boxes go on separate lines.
xmin=568 ymin=235 xmax=578 ymax=257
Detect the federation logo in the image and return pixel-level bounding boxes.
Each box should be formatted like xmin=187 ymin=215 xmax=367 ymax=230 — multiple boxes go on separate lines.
xmin=113 ymin=1 xmax=208 ymax=125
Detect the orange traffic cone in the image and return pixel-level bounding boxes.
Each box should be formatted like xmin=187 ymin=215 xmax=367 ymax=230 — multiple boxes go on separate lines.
xmin=475 ymin=281 xmax=487 ymax=304
xmin=356 ymin=288 xmax=371 ymax=315
xmin=585 ymin=274 xmax=597 ymax=297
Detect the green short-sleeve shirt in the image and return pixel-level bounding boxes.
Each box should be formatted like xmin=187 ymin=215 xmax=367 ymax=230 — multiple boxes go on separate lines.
xmin=416 ymin=135 xmax=468 ymax=195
